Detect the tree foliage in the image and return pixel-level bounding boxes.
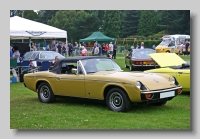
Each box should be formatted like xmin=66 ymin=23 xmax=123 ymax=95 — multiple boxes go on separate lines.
xmin=10 ymin=10 xmax=190 ymax=42
xmin=102 ymin=10 xmax=121 ymax=38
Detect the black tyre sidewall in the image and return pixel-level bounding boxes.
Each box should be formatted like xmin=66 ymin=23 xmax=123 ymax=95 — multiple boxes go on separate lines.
xmin=38 ymin=82 xmax=55 ymax=103
xmin=106 ymin=88 xmax=131 ymax=112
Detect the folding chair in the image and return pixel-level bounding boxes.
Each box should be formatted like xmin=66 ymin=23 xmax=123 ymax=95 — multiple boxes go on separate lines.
xmin=21 ymin=61 xmax=31 ymax=73
xmin=40 ymin=61 xmax=50 ymax=71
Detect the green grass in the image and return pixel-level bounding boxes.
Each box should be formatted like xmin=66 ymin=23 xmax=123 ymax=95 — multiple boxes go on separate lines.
xmin=10 ymin=83 xmax=190 ymax=129
xmin=10 ymin=53 xmax=190 ymax=129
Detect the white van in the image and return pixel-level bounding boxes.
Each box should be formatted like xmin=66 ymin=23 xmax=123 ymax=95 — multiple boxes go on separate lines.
xmin=155 ymin=34 xmax=190 ymax=53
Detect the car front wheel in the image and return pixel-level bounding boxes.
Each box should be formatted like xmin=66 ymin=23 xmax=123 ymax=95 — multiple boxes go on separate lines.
xmin=106 ymin=88 xmax=131 ymax=112
xmin=130 ymin=64 xmax=134 ymax=71
xmin=38 ymin=82 xmax=56 ymax=103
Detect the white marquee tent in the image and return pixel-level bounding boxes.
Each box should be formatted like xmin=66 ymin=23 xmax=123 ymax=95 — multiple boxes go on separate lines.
xmin=10 ymin=16 xmax=67 ymax=40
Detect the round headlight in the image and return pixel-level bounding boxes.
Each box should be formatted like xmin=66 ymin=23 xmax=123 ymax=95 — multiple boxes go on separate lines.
xmin=136 ymin=81 xmax=141 ymax=89
xmin=171 ymin=77 xmax=175 ymax=84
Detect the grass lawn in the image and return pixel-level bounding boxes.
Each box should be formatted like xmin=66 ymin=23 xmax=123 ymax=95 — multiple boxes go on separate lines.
xmin=10 ymin=53 xmax=190 ymax=129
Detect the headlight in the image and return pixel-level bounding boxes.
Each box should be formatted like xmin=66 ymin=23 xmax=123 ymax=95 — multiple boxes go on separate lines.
xmin=136 ymin=81 xmax=141 ymax=89
xmin=171 ymin=77 xmax=175 ymax=84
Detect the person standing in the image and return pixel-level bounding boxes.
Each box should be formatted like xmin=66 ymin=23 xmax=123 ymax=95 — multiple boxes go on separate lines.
xmin=81 ymin=46 xmax=87 ymax=56
xmin=112 ymin=42 xmax=118 ymax=59
xmin=184 ymin=40 xmax=190 ymax=56
xmin=98 ymin=44 xmax=102 ymax=56
xmin=12 ymin=46 xmax=21 ymax=65
xmin=137 ymin=42 xmax=145 ymax=49
xmin=109 ymin=42 xmax=113 ymax=58
xmin=68 ymin=43 xmax=73 ymax=56
xmin=57 ymin=43 xmax=62 ymax=54
xmin=177 ymin=42 xmax=184 ymax=55
xmin=10 ymin=46 xmax=13 ymax=57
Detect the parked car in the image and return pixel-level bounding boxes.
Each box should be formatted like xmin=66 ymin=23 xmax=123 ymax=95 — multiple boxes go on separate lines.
xmin=125 ymin=48 xmax=158 ymax=71
xmin=23 ymin=56 xmax=182 ymax=112
xmin=21 ymin=51 xmax=65 ymax=67
xmin=144 ymin=53 xmax=190 ymax=92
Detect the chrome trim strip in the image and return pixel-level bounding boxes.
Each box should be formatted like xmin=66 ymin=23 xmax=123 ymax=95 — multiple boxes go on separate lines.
xmin=141 ymin=86 xmax=182 ymax=94
xmin=34 ymin=76 xmax=55 ymax=78
xmin=85 ymin=79 xmax=132 ymax=85
xmin=146 ymin=72 xmax=190 ymax=74
xmin=78 ymin=60 xmax=87 ymax=75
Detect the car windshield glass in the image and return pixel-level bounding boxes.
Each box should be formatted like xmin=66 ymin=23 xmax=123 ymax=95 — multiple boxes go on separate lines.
xmin=23 ymin=52 xmax=35 ymax=60
xmin=81 ymin=58 xmax=121 ymax=74
xmin=159 ymin=39 xmax=170 ymax=46
xmin=133 ymin=50 xmax=155 ymax=58
xmin=39 ymin=52 xmax=65 ymax=59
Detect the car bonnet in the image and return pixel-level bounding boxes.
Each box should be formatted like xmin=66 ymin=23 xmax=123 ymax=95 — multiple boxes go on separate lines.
xmin=149 ymin=53 xmax=187 ymax=67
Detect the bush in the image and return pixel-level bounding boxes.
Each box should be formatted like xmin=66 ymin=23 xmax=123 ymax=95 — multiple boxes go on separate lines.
xmin=117 ymin=40 xmax=161 ymax=48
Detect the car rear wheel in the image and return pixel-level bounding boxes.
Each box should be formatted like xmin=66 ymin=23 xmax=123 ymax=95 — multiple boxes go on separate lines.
xmin=166 ymin=51 xmax=170 ymax=53
xmin=106 ymin=88 xmax=131 ymax=112
xmin=38 ymin=82 xmax=56 ymax=103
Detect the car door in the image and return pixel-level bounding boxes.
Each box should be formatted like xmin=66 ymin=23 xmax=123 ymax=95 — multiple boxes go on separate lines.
xmin=54 ymin=61 xmax=85 ymax=97
xmin=175 ymin=69 xmax=190 ymax=91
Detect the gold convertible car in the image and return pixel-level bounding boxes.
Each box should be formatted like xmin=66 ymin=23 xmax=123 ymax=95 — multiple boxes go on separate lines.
xmin=24 ymin=56 xmax=182 ymax=112
xmin=144 ymin=53 xmax=190 ymax=92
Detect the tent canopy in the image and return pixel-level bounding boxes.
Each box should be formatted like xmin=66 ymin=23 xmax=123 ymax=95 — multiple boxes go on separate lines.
xmin=10 ymin=16 xmax=67 ymax=40
xmin=79 ymin=31 xmax=116 ymax=43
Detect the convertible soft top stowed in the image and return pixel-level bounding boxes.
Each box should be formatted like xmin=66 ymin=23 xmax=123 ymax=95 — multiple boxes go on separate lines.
xmin=50 ymin=56 xmax=111 ymax=73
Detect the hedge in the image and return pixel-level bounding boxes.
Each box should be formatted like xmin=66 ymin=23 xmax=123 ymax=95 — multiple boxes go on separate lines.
xmin=116 ymin=40 xmax=162 ymax=49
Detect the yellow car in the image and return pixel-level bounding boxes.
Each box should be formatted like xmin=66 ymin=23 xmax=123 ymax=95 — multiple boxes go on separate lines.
xmin=144 ymin=53 xmax=190 ymax=92
xmin=23 ymin=56 xmax=182 ymax=112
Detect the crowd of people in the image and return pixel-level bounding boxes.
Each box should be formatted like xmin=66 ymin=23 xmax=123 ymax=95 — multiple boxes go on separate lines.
xmin=40 ymin=41 xmax=119 ymax=59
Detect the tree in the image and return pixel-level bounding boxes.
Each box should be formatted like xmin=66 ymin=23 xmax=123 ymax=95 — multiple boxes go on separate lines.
xmin=156 ymin=10 xmax=190 ymax=35
xmin=137 ymin=10 xmax=160 ymax=37
xmin=37 ymin=10 xmax=58 ymax=24
xmin=18 ymin=10 xmax=39 ymax=21
xmin=48 ymin=10 xmax=101 ymax=43
xmin=10 ymin=10 xmax=23 ymax=17
xmin=102 ymin=10 xmax=121 ymax=38
xmin=120 ymin=10 xmax=140 ymax=38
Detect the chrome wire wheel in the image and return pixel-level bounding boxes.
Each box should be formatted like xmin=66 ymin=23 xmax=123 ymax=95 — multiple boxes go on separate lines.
xmin=106 ymin=88 xmax=131 ymax=112
xmin=39 ymin=85 xmax=50 ymax=101
xmin=38 ymin=82 xmax=56 ymax=103
xmin=109 ymin=92 xmax=123 ymax=109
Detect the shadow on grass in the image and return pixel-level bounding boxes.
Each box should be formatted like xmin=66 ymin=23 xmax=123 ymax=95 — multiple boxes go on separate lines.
xmin=24 ymin=95 xmax=180 ymax=113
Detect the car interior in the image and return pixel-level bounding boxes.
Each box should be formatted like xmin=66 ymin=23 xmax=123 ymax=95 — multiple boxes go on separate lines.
xmin=61 ymin=65 xmax=77 ymax=74
xmin=170 ymin=63 xmax=190 ymax=69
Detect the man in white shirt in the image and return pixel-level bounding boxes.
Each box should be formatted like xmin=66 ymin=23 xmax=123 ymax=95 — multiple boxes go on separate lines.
xmin=138 ymin=42 xmax=145 ymax=49
xmin=109 ymin=42 xmax=113 ymax=56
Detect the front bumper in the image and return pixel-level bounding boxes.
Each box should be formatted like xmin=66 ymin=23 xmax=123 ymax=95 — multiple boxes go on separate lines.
xmin=140 ymin=86 xmax=182 ymax=104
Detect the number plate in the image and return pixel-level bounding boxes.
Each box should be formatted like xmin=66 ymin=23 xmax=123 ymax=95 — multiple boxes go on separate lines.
xmin=160 ymin=91 xmax=175 ymax=98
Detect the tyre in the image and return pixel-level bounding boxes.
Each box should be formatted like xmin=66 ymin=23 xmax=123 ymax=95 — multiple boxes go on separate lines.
xmin=106 ymin=88 xmax=131 ymax=112
xmin=151 ymin=100 xmax=167 ymax=106
xmin=125 ymin=62 xmax=129 ymax=68
xmin=166 ymin=51 xmax=170 ymax=53
xmin=38 ymin=82 xmax=56 ymax=103
xmin=130 ymin=64 xmax=134 ymax=71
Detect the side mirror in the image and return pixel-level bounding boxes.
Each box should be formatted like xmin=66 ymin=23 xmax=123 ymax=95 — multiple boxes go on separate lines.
xmin=71 ymin=68 xmax=77 ymax=74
